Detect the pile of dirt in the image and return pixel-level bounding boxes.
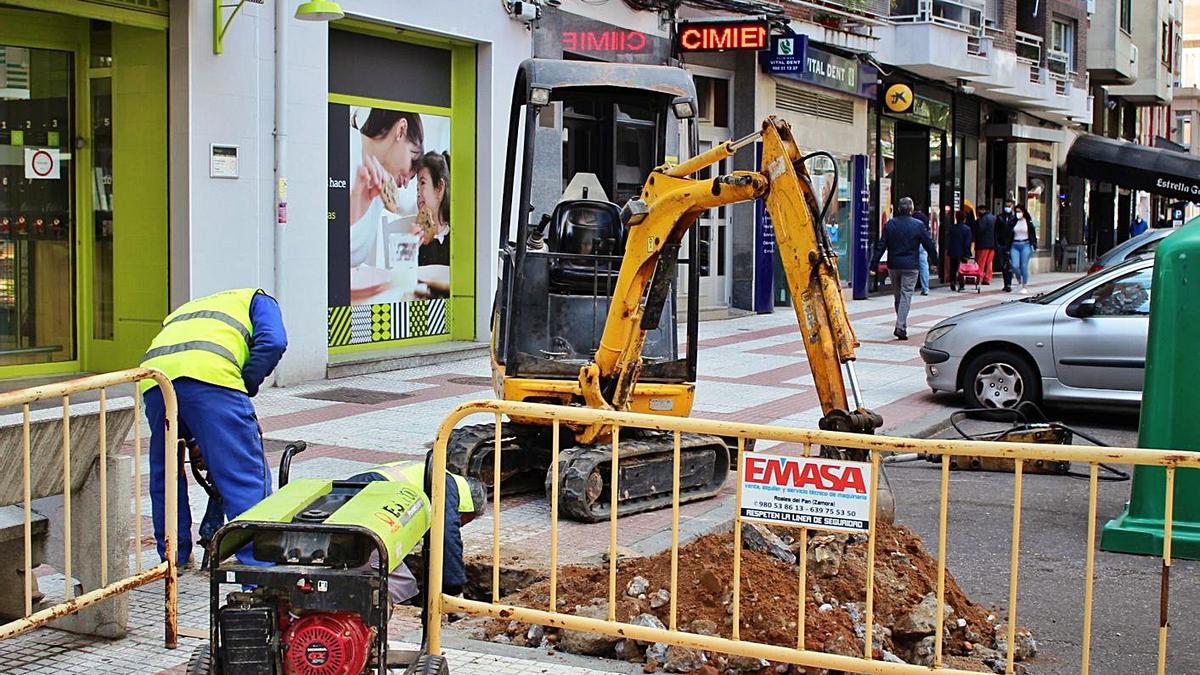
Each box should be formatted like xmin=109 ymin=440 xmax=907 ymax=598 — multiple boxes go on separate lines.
xmin=476 ymin=520 xmax=1036 ymax=674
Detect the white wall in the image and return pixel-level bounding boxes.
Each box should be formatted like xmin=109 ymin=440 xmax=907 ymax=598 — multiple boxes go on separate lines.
xmin=170 ymin=0 xmax=532 ymax=386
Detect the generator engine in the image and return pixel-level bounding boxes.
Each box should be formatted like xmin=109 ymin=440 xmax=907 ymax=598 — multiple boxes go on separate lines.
xmin=282 ymin=611 xmax=372 ymax=675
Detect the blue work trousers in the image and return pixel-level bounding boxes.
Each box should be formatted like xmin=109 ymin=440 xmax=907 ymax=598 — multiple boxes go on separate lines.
xmin=144 ymin=378 xmax=272 ymax=566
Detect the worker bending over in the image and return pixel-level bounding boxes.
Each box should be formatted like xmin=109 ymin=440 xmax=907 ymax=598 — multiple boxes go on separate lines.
xmin=141 ymin=288 xmax=287 ymax=566
xmin=348 ymin=458 xmax=485 ymax=603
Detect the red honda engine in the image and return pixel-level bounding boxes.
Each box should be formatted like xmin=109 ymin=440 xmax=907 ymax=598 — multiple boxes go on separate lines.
xmin=282 ymin=612 xmax=372 ymax=675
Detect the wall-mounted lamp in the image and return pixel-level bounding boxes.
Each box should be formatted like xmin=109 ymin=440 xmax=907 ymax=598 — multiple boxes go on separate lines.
xmin=295 ymin=0 xmax=344 ymax=21
xmin=215 ymin=0 xmax=343 ymax=54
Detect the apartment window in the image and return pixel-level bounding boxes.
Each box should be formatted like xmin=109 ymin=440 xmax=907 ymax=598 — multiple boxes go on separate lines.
xmin=1119 ymin=0 xmax=1131 ymax=34
xmin=984 ymin=0 xmax=1000 ymax=27
xmin=1162 ymin=22 xmax=1171 ymax=66
xmin=1051 ymin=18 xmax=1076 ymax=73
xmin=1173 ymin=113 xmax=1191 ymax=149
xmin=693 ymin=75 xmax=729 ymax=128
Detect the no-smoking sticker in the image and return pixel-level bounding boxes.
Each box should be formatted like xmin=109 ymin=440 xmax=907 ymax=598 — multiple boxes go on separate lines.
xmin=24 ymin=148 xmax=60 ymax=180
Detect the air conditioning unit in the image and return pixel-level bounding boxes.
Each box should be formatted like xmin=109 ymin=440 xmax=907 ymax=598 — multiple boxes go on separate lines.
xmin=1047 ymin=49 xmax=1069 ymax=76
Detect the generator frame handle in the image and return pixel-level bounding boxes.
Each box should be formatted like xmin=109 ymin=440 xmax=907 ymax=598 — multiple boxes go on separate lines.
xmin=277 ymin=441 xmax=309 ymax=487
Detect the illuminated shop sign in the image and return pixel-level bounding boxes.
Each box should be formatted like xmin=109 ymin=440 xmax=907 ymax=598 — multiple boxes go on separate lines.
xmin=561 ymin=30 xmax=649 ymax=54
xmin=677 ymin=19 xmax=769 ymax=53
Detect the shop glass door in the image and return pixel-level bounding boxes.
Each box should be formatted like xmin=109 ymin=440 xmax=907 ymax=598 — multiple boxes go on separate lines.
xmin=0 ymin=44 xmax=76 ymax=367
xmin=695 ymin=131 xmax=731 ymax=307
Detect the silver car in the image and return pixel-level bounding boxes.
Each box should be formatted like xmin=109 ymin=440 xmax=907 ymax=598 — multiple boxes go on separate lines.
xmin=921 ymin=255 xmax=1154 ymax=408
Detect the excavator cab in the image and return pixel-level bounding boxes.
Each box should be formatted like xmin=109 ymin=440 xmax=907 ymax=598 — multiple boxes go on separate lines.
xmin=491 ymin=59 xmax=702 ymax=408
xmin=446 ymin=59 xmax=731 ymax=520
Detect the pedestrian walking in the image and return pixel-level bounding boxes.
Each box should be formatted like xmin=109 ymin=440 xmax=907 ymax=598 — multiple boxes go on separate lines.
xmin=915 ymin=209 xmax=931 ymax=295
xmin=1009 ymin=206 xmax=1038 ymax=293
xmin=871 ymin=197 xmax=938 ymax=341
xmin=948 ymin=209 xmax=974 ymax=291
xmin=996 ymin=199 xmax=1018 ymax=292
xmin=140 ymin=288 xmax=288 ymax=566
xmin=973 ymin=204 xmax=997 ymax=284
xmin=1130 ymin=213 xmax=1149 ymax=238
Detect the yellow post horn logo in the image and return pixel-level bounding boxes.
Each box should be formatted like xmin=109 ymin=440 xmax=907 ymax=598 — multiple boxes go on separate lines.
xmin=884 ymin=83 xmax=914 ymax=113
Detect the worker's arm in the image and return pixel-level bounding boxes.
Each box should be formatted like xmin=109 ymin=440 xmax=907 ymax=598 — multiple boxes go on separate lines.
xmin=244 ymin=293 xmax=288 ymax=397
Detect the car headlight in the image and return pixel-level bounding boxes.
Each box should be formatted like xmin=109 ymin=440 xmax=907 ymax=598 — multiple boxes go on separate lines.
xmin=925 ymin=325 xmax=955 ymax=344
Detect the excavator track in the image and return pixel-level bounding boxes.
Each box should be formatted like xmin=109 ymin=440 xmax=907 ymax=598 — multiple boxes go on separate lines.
xmin=552 ymin=432 xmax=731 ymax=523
xmin=445 ymin=423 xmax=552 ymax=496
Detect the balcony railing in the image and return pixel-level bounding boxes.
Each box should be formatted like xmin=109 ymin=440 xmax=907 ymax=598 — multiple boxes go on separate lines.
xmin=1015 ymin=31 xmax=1042 ymax=64
xmin=891 ymin=0 xmax=985 ymax=32
xmin=1047 ymin=48 xmax=1070 ymax=77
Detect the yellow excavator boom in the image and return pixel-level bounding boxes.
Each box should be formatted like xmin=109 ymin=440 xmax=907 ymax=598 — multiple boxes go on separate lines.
xmin=576 ymin=116 xmax=882 ymax=445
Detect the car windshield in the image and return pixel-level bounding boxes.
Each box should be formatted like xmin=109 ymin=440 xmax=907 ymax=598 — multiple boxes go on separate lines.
xmin=1030 ymin=259 xmax=1150 ymax=305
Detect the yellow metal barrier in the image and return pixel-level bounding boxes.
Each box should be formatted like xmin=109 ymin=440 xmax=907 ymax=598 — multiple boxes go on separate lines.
xmin=426 ymin=400 xmax=1199 ymax=675
xmin=0 ymin=369 xmax=179 ymax=648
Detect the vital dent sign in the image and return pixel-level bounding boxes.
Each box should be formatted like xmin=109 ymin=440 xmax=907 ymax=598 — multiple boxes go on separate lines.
xmin=677 ymin=20 xmax=768 ymax=53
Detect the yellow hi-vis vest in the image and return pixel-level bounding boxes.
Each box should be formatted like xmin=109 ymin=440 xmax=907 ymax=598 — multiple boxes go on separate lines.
xmin=140 ymin=288 xmax=263 ymax=394
xmin=372 ymin=460 xmax=476 ymax=514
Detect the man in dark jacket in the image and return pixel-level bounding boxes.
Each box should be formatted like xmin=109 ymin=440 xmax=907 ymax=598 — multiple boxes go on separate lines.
xmin=973 ymin=205 xmax=997 ymax=285
xmin=947 ymin=213 xmax=974 ymax=291
xmin=871 ymin=197 xmax=938 ymax=340
xmin=996 ymin=199 xmax=1018 ymax=292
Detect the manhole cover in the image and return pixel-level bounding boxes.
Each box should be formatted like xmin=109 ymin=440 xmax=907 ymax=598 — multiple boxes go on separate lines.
xmin=298 ymin=387 xmax=411 ymax=405
xmin=446 ymin=376 xmax=492 ymax=388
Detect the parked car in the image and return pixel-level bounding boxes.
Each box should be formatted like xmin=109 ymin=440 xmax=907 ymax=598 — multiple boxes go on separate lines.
xmin=1087 ymin=227 xmax=1172 ymax=274
xmin=921 ymin=255 xmax=1155 ymax=409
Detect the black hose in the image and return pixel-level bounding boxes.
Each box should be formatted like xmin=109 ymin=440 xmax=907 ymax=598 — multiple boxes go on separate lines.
xmin=947 ymin=403 xmax=1130 ymax=482
xmin=800 ymin=151 xmax=838 ymax=227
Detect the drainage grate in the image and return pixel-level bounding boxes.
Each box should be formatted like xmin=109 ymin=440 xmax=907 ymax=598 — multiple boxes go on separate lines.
xmin=445 ymin=376 xmax=492 ymax=388
xmin=298 ymin=387 xmax=412 ymax=405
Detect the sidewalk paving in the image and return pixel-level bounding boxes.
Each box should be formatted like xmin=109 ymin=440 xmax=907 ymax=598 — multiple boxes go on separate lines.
xmin=0 ymin=273 xmax=1081 ymax=673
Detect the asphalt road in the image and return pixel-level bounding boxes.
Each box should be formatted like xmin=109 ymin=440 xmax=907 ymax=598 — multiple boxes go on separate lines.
xmin=888 ymin=401 xmax=1199 ymax=674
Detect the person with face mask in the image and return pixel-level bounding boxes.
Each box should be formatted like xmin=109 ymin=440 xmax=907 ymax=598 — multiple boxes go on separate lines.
xmin=996 ymin=199 xmax=1018 ymax=292
xmin=1008 ymin=205 xmax=1038 ymax=293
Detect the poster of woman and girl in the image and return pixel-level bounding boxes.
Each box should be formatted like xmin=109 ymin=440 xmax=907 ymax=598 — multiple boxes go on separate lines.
xmin=347 ymin=106 xmax=452 ymax=303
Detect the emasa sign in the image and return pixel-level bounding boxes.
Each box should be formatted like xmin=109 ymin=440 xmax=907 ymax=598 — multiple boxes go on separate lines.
xmin=739 ymin=452 xmax=872 ymax=533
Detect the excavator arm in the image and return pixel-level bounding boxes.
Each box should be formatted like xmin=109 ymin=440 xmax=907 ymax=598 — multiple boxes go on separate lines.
xmin=576 ymin=117 xmax=882 ymax=444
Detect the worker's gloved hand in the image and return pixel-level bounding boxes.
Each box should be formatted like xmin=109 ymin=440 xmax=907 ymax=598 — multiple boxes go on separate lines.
xmin=187 ymin=440 xmax=206 ymax=472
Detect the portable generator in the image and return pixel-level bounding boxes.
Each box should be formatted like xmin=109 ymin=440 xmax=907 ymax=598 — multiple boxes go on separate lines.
xmin=187 ymin=442 xmax=450 ymax=675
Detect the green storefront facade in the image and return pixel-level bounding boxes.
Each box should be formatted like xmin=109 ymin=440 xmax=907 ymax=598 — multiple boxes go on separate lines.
xmin=0 ymin=0 xmax=168 ymax=378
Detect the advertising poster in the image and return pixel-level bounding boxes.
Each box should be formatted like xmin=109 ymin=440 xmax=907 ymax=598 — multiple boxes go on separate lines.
xmin=739 ymin=452 xmax=872 ymax=533
xmin=328 ymin=103 xmax=451 ymax=346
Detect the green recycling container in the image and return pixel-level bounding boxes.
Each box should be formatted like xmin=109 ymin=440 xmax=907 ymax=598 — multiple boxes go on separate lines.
xmin=1101 ymin=221 xmax=1200 ymax=559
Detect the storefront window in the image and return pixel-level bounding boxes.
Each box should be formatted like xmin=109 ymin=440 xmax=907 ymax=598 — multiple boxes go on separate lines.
xmin=326 ymin=30 xmax=467 ymax=350
xmin=91 ymin=22 xmax=114 ymax=340
xmin=0 ymin=45 xmax=77 ymax=366
xmin=878 ymin=117 xmax=895 ymax=226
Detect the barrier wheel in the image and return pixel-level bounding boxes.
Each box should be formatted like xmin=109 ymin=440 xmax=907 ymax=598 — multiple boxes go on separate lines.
xmin=187 ymin=641 xmax=212 ymax=675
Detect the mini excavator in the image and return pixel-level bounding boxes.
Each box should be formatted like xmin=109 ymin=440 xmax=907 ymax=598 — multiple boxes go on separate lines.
xmin=448 ymin=59 xmax=890 ymax=522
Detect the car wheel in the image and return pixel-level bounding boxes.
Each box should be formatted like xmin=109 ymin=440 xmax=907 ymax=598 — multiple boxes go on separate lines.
xmin=962 ymin=350 xmax=1040 ymax=409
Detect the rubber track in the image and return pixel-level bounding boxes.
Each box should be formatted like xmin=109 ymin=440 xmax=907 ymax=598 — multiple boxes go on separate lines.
xmin=446 ymin=423 xmax=550 ymax=495
xmin=555 ymin=432 xmax=730 ymax=523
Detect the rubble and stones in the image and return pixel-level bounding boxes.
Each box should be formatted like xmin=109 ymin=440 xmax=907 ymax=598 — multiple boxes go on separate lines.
xmin=481 ymin=520 xmax=1032 ymax=673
